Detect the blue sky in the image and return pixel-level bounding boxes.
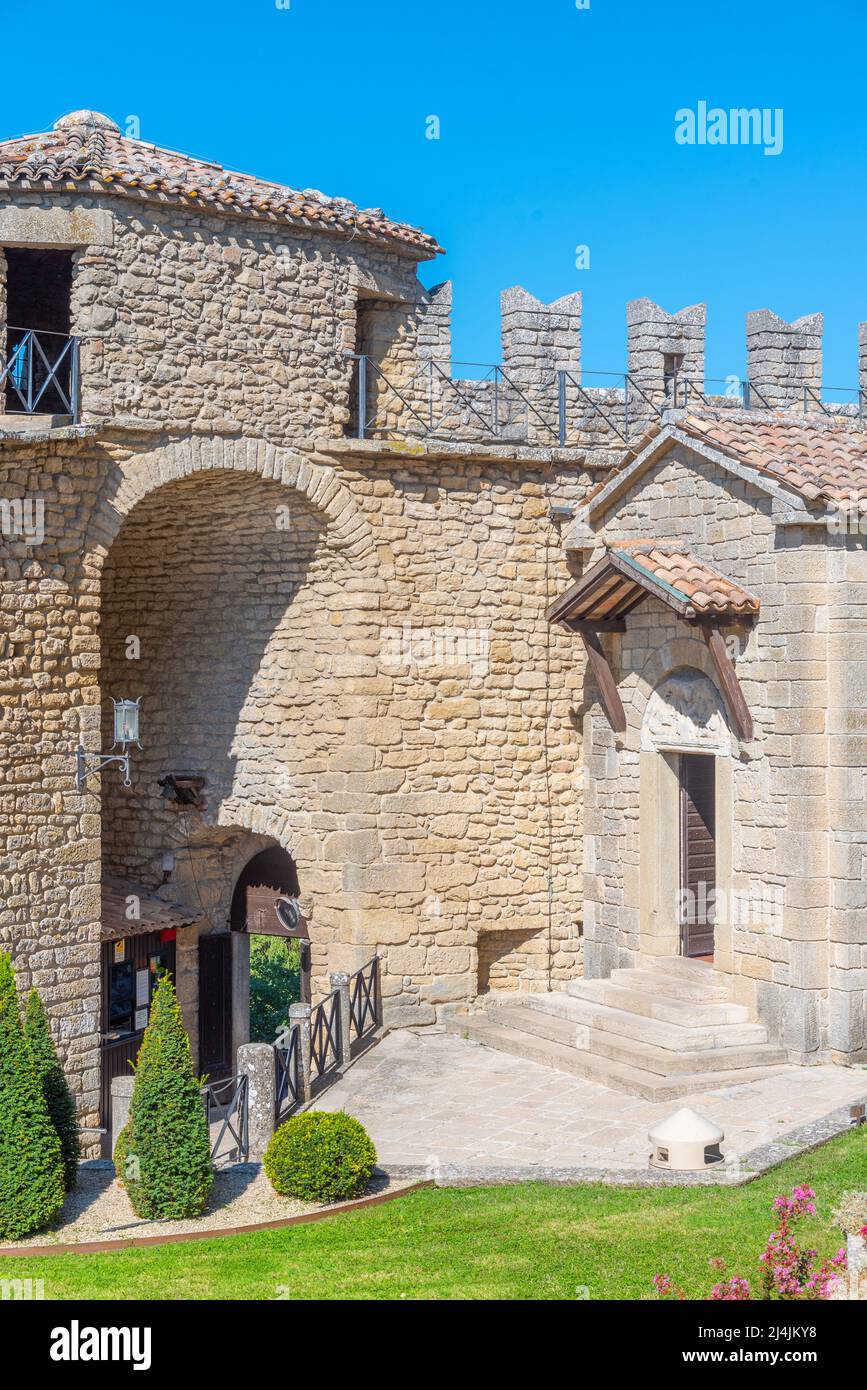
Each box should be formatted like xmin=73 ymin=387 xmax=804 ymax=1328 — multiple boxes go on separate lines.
xmin=4 ymin=0 xmax=866 ymax=391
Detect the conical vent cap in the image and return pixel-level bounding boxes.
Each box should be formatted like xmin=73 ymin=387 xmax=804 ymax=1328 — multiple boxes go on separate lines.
xmin=648 ymin=1107 xmax=724 ymax=1146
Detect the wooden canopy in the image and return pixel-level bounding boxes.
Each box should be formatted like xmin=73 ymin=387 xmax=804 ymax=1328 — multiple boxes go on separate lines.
xmin=101 ymin=876 xmax=205 ymax=942
xmin=547 ymin=543 xmax=757 ymax=741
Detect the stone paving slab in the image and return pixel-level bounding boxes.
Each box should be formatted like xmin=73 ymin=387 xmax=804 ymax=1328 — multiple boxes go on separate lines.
xmin=311 ymin=1030 xmax=867 ymax=1185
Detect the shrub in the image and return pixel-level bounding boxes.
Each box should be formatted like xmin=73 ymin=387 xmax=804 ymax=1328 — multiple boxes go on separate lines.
xmin=112 ymin=1122 xmax=143 ymax=1204
xmin=264 ymin=1111 xmax=377 ymax=1203
xmin=24 ymin=988 xmax=79 ymax=1191
xmin=0 ymin=954 xmax=66 ymax=1239
xmin=125 ymin=974 xmax=213 ymax=1220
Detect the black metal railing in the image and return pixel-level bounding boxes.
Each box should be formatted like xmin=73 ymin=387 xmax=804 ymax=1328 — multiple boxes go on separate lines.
xmin=202 ymin=1073 xmax=249 ymax=1166
xmin=1 ymin=327 xmax=80 ymax=421
xmin=347 ymin=355 xmax=865 ymax=448
xmin=349 ymin=955 xmax=380 ymax=1054
xmin=309 ymin=989 xmax=342 ymax=1081
xmin=274 ymin=1022 xmax=301 ymax=1122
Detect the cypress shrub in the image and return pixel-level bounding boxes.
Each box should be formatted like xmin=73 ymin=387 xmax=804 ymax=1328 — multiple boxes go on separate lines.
xmin=125 ymin=974 xmax=213 ymax=1220
xmin=24 ymin=989 xmax=79 ymax=1191
xmin=0 ymin=954 xmax=65 ymax=1239
xmin=264 ymin=1111 xmax=377 ymax=1203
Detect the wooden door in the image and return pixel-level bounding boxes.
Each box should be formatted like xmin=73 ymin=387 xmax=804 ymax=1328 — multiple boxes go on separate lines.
xmin=679 ymin=753 xmax=716 ymax=958
xmin=199 ymin=933 xmax=233 ymax=1080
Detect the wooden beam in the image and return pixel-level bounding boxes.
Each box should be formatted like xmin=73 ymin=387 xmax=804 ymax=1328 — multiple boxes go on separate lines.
xmin=580 ymin=628 xmax=627 ymax=733
xmin=701 ymin=625 xmax=753 ymax=741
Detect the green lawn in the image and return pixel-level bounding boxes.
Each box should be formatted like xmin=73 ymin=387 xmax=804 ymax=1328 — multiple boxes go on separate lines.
xmin=3 ymin=1129 xmax=864 ymax=1300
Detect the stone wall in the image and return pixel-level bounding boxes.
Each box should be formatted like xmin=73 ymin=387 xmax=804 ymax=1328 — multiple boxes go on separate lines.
xmin=577 ymin=439 xmax=867 ymax=1061
xmin=0 ymin=422 xmax=588 ymax=1131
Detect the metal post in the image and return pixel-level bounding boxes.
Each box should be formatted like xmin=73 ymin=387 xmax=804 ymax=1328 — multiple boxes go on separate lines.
xmin=69 ymin=336 xmax=80 ymax=424
xmin=26 ymin=331 xmax=33 ymax=414
xmin=493 ymin=368 xmax=500 ymax=435
xmin=373 ymin=957 xmax=383 ymax=1028
xmin=357 ymin=354 xmax=367 ymax=439
xmin=289 ymin=1002 xmax=312 ymax=1102
xmin=329 ymin=972 xmax=352 ymax=1067
xmin=624 ymin=374 xmax=630 ymax=442
xmin=557 ymin=369 xmax=566 ymax=446
xmin=428 ymin=360 xmax=434 ymax=431
xmin=743 ymin=380 xmax=751 ymax=411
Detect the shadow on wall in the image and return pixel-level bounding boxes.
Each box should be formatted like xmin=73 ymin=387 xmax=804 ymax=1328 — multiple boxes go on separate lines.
xmin=98 ymin=468 xmax=329 ymax=884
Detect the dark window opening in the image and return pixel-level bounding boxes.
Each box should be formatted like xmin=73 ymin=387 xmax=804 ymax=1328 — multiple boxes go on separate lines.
xmin=663 ymin=351 xmax=684 ymax=400
xmin=3 ymin=247 xmax=74 ymax=414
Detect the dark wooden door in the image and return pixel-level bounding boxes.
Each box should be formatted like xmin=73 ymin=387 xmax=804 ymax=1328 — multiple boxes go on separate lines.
xmin=679 ymin=753 xmax=716 ymax=958
xmin=199 ymin=934 xmax=233 ymax=1080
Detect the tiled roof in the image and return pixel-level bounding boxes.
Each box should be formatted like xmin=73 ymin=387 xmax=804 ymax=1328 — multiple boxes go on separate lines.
xmin=584 ymin=410 xmax=867 ymax=510
xmin=677 ymin=413 xmax=867 ymax=505
xmin=612 ymin=540 xmax=760 ymax=617
xmin=0 ymin=110 xmax=442 ymax=258
xmin=546 ymin=540 xmax=759 ymax=626
xmin=101 ymin=875 xmax=206 ymax=942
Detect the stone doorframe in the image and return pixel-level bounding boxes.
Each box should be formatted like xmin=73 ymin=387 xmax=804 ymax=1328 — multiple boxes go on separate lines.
xmin=634 ymin=653 xmax=735 ymax=970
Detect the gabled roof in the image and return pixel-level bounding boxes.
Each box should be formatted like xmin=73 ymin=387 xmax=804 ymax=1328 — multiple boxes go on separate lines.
xmin=577 ymin=410 xmax=867 ymax=529
xmin=0 ymin=110 xmax=443 ymax=259
xmin=547 ymin=541 xmax=760 ymax=626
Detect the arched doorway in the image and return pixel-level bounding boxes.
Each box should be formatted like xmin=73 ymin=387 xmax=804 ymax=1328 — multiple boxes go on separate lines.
xmin=199 ymin=844 xmax=311 ymax=1079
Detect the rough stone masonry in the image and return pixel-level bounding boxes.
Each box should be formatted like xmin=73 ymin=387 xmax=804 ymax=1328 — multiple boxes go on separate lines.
xmin=0 ymin=110 xmax=865 ymax=1147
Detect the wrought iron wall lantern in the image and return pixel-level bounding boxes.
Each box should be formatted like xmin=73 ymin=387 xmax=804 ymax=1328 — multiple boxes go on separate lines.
xmin=76 ymin=698 xmax=141 ymax=792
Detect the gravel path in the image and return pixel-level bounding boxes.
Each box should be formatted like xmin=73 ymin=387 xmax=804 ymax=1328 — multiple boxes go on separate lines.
xmin=0 ymin=1163 xmax=412 ymax=1249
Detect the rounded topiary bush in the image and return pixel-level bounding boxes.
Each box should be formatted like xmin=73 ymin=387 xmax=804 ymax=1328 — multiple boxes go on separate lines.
xmin=264 ymin=1111 xmax=377 ymax=1203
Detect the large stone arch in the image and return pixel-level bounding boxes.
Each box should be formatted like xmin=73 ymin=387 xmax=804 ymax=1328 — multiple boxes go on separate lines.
xmin=84 ymin=434 xmax=375 ymax=572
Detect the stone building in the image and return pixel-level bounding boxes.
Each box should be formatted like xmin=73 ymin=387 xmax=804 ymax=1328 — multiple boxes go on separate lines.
xmin=0 ymin=110 xmax=864 ymax=1146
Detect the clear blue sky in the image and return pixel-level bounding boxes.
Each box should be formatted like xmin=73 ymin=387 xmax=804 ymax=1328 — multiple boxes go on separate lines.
xmin=4 ymin=0 xmax=866 ymax=391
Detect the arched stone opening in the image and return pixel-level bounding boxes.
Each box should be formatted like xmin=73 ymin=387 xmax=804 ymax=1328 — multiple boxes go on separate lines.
xmin=96 ymin=462 xmax=384 ymax=1089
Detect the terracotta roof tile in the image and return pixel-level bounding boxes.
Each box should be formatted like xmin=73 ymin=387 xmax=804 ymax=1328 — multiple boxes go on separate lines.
xmin=583 ymin=410 xmax=867 ymax=512
xmin=0 ymin=110 xmax=443 ymax=258
xmin=613 ymin=540 xmax=760 ymax=617
xmin=677 ymin=413 xmax=867 ymax=505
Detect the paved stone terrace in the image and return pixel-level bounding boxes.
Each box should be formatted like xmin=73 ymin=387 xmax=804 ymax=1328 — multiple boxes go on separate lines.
xmin=312 ymin=1031 xmax=867 ymax=1183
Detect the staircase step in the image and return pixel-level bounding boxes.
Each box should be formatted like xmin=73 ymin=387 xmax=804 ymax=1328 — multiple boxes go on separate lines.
xmin=610 ymin=965 xmax=731 ymax=1002
xmin=443 ymin=1012 xmax=788 ymax=1101
xmin=517 ymin=990 xmax=769 ymax=1051
xmin=567 ymin=978 xmax=750 ymax=1026
xmin=488 ymin=1001 xmax=785 ymax=1076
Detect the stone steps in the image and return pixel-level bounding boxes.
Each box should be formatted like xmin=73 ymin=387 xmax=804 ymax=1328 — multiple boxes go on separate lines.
xmin=517 ymin=989 xmax=769 ymax=1051
xmin=443 ymin=1010 xmax=787 ymax=1101
xmin=442 ymin=957 xmax=789 ymax=1099
xmin=566 ymin=977 xmax=750 ymax=1026
xmin=489 ymin=1002 xmax=786 ymax=1077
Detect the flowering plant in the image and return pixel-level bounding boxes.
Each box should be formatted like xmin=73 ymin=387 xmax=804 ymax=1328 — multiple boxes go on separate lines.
xmin=653 ymin=1185 xmax=847 ymax=1301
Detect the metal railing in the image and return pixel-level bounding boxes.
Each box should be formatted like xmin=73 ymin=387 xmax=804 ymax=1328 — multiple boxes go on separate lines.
xmin=274 ymin=1021 xmax=301 ymax=1122
xmin=202 ymin=1073 xmax=249 ymax=1166
xmin=309 ymin=988 xmax=342 ymax=1081
xmin=349 ymin=955 xmax=380 ymax=1054
xmin=1 ymin=327 xmax=80 ymax=421
xmin=347 ymin=356 xmax=865 ymax=448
